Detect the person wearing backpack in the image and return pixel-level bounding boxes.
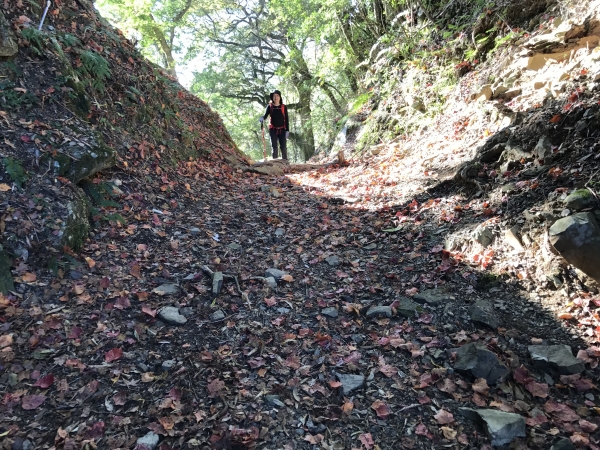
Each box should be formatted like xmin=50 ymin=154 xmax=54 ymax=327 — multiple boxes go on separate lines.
xmin=259 ymin=90 xmax=289 ymax=160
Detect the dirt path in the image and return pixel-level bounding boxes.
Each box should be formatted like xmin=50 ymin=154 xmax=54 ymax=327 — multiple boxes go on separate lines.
xmin=3 ymin=153 xmax=599 ymax=450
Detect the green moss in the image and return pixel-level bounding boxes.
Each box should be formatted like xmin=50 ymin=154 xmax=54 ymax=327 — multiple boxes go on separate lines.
xmin=61 ymin=186 xmax=90 ymax=250
xmin=0 ymin=246 xmax=14 ymax=294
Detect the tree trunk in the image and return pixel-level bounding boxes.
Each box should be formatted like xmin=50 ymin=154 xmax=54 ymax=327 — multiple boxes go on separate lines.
xmin=296 ymin=86 xmax=315 ymax=161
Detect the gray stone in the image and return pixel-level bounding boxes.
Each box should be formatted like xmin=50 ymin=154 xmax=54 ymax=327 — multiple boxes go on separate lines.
xmin=550 ymin=438 xmax=575 ymax=450
xmin=366 ymin=306 xmax=392 ymax=319
xmin=493 ymin=85 xmax=509 ymax=97
xmin=0 ymin=247 xmax=14 ymax=294
xmin=503 ymin=88 xmax=522 ymax=99
xmin=161 ymin=360 xmax=176 ymax=371
xmin=190 ymin=227 xmax=201 ymax=235
xmin=564 ymin=189 xmax=596 ymax=211
xmin=473 ymin=225 xmax=494 ymax=247
xmin=179 ymin=307 xmax=194 ymax=317
xmin=534 ymin=136 xmax=553 ymax=162
xmin=335 ymin=372 xmax=365 ymax=395
xmin=275 ymin=228 xmax=285 ymax=237
xmin=528 ymin=345 xmax=585 ymax=375
xmin=321 ymin=307 xmax=338 ymax=318
xmin=325 ymin=256 xmax=340 ymax=267
xmin=153 ymin=284 xmax=179 ymax=296
xmin=395 ymin=297 xmax=419 ymax=317
xmin=0 ymin=11 xmax=18 ymax=58
xmin=270 ymin=187 xmax=281 ymax=197
xmin=61 ymin=186 xmax=90 ymax=251
xmin=459 ymin=408 xmax=525 ymax=446
xmin=157 ymin=307 xmax=187 ymax=326
xmin=549 ymin=213 xmax=600 ymax=282
xmin=228 ymin=243 xmax=242 ymax=251
xmin=479 ymin=144 xmax=505 ymax=163
xmin=212 ymin=272 xmax=223 ymax=297
xmin=364 ymin=243 xmax=377 ymax=250
xmin=469 ymin=300 xmax=499 ymax=329
xmin=265 ymin=268 xmax=287 ymax=281
xmin=265 ymin=277 xmax=278 ymax=289
xmin=504 ymin=226 xmax=525 ymax=252
xmin=209 ymin=310 xmax=226 ymax=321
xmin=260 ymin=185 xmax=272 ymax=192
xmin=265 ymin=395 xmax=285 ymax=408
xmin=454 ymin=343 xmax=510 ymax=385
xmin=413 ymin=289 xmax=452 ymax=305
xmin=136 ymin=431 xmax=160 ymax=450
xmin=501 ymin=183 xmax=517 ymax=193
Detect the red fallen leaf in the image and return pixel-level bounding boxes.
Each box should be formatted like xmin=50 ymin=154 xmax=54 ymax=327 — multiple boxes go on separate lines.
xmin=304 ymin=434 xmax=324 ymax=445
xmin=472 ymin=393 xmax=487 ymax=407
xmin=513 ymin=365 xmax=533 ymax=384
xmin=525 ymin=381 xmax=549 ymax=398
xmin=271 ymin=316 xmax=285 ymax=326
xmin=549 ymin=114 xmax=561 ymax=123
xmin=114 ymin=296 xmax=131 ymax=310
xmin=33 ymin=374 xmax=54 ymax=388
xmin=130 ymin=264 xmax=142 ymax=279
xmin=68 ymin=326 xmax=83 ymax=339
xmin=415 ymin=423 xmax=433 ymax=439
xmin=329 ymin=380 xmax=342 ymax=388
xmin=113 ymin=391 xmax=127 ymax=405
xmin=434 ymin=408 xmax=454 ymax=425
xmin=544 ymin=400 xmax=579 ymax=422
xmin=85 ymin=421 xmax=105 ymax=440
xmin=285 ymin=354 xmax=302 ymax=370
xmin=359 ymin=433 xmax=374 ymax=449
xmin=264 ymin=297 xmax=277 ymax=307
xmin=371 ymin=400 xmax=392 ymax=419
xmin=105 ymin=347 xmax=123 ymax=362
xmin=247 ymin=357 xmax=266 ymax=369
xmin=570 ymin=433 xmax=589 ymax=448
xmin=379 ymin=364 xmax=397 ymax=377
xmin=20 ymin=135 xmax=32 ymax=143
xmin=168 ymin=388 xmax=182 ymax=401
xmin=142 ymin=305 xmax=157 ymax=317
xmin=22 ymin=394 xmax=46 ymax=410
xmin=335 ymin=270 xmax=349 ymax=278
xmin=207 ymin=379 xmax=225 ymax=398
xmin=579 ymin=419 xmax=598 ymax=433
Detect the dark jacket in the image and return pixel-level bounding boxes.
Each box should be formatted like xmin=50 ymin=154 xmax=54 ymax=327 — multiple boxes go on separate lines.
xmin=263 ymin=103 xmax=289 ymax=131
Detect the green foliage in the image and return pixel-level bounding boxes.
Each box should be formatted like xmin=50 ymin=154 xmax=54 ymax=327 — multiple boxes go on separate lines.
xmin=20 ymin=27 xmax=46 ymax=55
xmin=2 ymin=158 xmax=29 ymax=189
xmin=77 ymin=50 xmax=111 ymax=92
xmin=0 ymin=80 xmax=39 ymax=109
xmin=58 ymin=33 xmax=80 ymax=48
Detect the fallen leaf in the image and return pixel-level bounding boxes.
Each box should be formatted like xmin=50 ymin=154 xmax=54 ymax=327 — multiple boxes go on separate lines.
xmin=441 ymin=426 xmax=457 ymax=440
xmin=281 ymin=274 xmax=294 ymax=282
xmin=0 ymin=184 xmax=10 ymax=192
xmin=105 ymin=348 xmax=123 ymax=362
xmin=371 ymin=400 xmax=392 ymax=419
xmin=549 ymin=114 xmax=561 ymax=123
xmin=33 ymin=374 xmax=54 ymax=388
xmin=359 ymin=433 xmax=374 ymax=449
xmin=434 ymin=408 xmax=454 ymax=425
xmin=22 ymin=395 xmax=46 ymax=410
xmin=22 ymin=272 xmax=36 ymax=282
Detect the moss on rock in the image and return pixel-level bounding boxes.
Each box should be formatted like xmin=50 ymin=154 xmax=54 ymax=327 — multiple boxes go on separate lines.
xmin=61 ymin=186 xmax=90 ymax=250
xmin=0 ymin=246 xmax=15 ymax=294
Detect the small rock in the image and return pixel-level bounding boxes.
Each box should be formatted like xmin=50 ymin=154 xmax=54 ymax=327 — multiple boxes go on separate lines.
xmin=395 ymin=297 xmax=419 ymax=317
xmin=413 ymin=289 xmax=452 ymax=305
xmin=528 ymin=345 xmax=585 ymax=375
xmin=265 ymin=395 xmax=285 ymax=408
xmin=563 ymin=189 xmax=596 ymax=211
xmin=276 ymin=307 xmax=290 ymax=314
xmin=69 ymin=271 xmax=83 ymax=280
xmin=366 ymin=306 xmax=392 ymax=319
xmin=179 ymin=307 xmax=194 ymax=317
xmin=209 ymin=310 xmax=226 ymax=321
xmin=335 ymin=372 xmax=365 ymax=394
xmin=161 ymin=360 xmax=176 ymax=371
xmin=157 ymin=307 xmax=187 ymax=326
xmin=453 ymin=343 xmax=510 ymax=385
xmin=325 ymin=256 xmax=340 ymax=267
xmin=504 ymin=226 xmax=525 ymax=252
xmin=212 ymin=272 xmax=223 ymax=297
xmin=469 ymin=300 xmax=499 ymax=329
xmin=503 ymin=87 xmax=522 ymax=99
xmin=275 ymin=228 xmax=285 ymax=237
xmin=534 ymin=136 xmax=553 ymax=161
xmin=321 ymin=307 xmax=338 ymax=318
xmin=549 ymin=212 xmax=600 ymax=282
xmin=153 ymin=284 xmax=179 ymax=296
xmin=501 ymin=183 xmax=517 ymax=193
xmin=477 ymin=84 xmax=493 ymax=101
xmin=351 ymin=334 xmax=364 ymax=344
xmin=364 ymin=243 xmax=377 ymax=250
xmin=550 ymin=438 xmax=575 ymax=450
xmin=533 ymin=81 xmax=546 ymax=90
xmin=270 ymin=187 xmax=281 ymax=197
xmin=265 ymin=268 xmax=287 ymax=281
xmin=459 ymin=408 xmax=525 ymax=446
xmin=473 ymin=225 xmax=494 ymax=247
xmin=190 ymin=227 xmax=201 ymax=235
xmin=260 ymin=185 xmax=272 ymax=192
xmin=265 ymin=277 xmax=278 ymax=289
xmin=228 ymin=243 xmax=242 ymax=251
xmin=136 ymin=432 xmax=160 ymax=450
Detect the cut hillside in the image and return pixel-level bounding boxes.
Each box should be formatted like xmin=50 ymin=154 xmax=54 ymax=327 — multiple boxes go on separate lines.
xmin=1 ymin=1 xmax=600 ymax=450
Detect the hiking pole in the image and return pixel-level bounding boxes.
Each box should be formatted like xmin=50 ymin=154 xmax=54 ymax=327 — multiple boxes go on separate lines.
xmin=261 ymin=122 xmax=267 ymax=162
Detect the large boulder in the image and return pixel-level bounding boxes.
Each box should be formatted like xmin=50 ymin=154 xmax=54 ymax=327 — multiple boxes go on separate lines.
xmin=53 ymin=134 xmax=117 ymax=183
xmin=61 ymin=186 xmax=90 ymax=251
xmin=549 ymin=213 xmax=600 ymax=282
xmin=460 ymin=408 xmax=526 ymax=446
xmin=0 ymin=11 xmax=18 ymax=58
xmin=453 ymin=343 xmax=509 ymax=385
xmin=528 ymin=345 xmax=585 ymax=375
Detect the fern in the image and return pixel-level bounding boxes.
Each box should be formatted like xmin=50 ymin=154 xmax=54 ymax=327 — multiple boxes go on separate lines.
xmin=2 ymin=157 xmax=29 ymax=189
xmin=77 ymin=51 xmax=111 ymax=92
xmin=20 ymin=28 xmax=45 ymax=56
xmin=58 ymin=33 xmax=80 ymax=48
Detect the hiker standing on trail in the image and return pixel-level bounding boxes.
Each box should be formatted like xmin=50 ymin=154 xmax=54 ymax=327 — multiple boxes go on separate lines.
xmin=259 ymin=90 xmax=289 ymax=160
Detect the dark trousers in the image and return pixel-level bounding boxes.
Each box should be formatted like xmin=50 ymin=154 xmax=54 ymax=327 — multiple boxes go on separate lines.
xmin=269 ymin=128 xmax=287 ymax=160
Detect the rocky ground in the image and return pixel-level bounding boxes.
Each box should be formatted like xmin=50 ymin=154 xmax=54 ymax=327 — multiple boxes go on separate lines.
xmin=2 ymin=1 xmax=600 ymax=450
